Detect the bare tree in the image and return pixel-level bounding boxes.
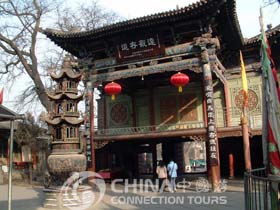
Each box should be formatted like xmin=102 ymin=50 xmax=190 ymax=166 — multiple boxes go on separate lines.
xmin=0 ymin=0 xmax=122 ymax=111
xmin=55 ymin=1 xmax=123 ymax=32
xmin=0 ymin=0 xmax=53 ymax=110
xmin=264 ymin=0 xmax=280 ymax=6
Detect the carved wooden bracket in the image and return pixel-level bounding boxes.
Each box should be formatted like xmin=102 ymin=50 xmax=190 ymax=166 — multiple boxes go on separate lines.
xmin=193 ymin=33 xmax=220 ymax=50
xmin=189 ymin=135 xmax=206 ymax=141
xmin=94 ymin=140 xmax=111 ymax=149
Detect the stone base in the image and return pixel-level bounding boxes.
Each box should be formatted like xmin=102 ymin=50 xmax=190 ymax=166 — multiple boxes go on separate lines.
xmin=47 ymin=154 xmax=87 ymax=176
xmin=43 ymin=185 xmax=93 ymax=209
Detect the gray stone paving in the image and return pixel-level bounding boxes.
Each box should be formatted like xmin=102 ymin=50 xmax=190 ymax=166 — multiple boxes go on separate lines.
xmin=0 ymin=179 xmax=245 ymax=210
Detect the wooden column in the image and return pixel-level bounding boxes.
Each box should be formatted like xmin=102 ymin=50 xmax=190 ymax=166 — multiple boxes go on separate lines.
xmin=85 ymin=81 xmax=95 ymax=171
xmin=224 ymin=82 xmax=231 ymax=127
xmin=195 ymin=34 xmax=221 ymax=191
xmin=132 ymin=95 xmax=137 ymax=127
xmin=229 ymin=153 xmax=234 ymax=178
xmin=103 ymin=96 xmax=107 ymax=129
xmin=149 ymin=88 xmax=155 ymax=129
xmin=152 ymin=143 xmax=157 ymax=179
xmin=89 ymin=88 xmax=96 ymax=172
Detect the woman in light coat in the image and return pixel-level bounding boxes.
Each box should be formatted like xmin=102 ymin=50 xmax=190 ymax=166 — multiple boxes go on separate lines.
xmin=156 ymin=160 xmax=167 ymax=192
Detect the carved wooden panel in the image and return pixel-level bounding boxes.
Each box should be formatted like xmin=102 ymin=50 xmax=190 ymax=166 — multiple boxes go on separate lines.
xmin=230 ymin=76 xmax=262 ymax=117
xmin=234 ymin=89 xmax=258 ymax=111
xmin=110 ymin=103 xmax=129 ymax=125
xmin=159 ymin=96 xmax=177 ymax=124
xmin=178 ymin=94 xmax=198 ymax=122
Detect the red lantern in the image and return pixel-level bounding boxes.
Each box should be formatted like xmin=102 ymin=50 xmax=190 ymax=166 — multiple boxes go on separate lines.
xmin=170 ymin=72 xmax=189 ymax=93
xmin=104 ymin=82 xmax=122 ymax=100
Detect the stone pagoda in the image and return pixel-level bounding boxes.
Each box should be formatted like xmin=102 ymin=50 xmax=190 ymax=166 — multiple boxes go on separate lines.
xmin=45 ymin=55 xmax=86 ymax=184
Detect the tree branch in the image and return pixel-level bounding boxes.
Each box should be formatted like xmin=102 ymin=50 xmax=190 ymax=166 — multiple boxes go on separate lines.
xmin=0 ymin=33 xmax=33 ymax=76
xmin=8 ymin=0 xmax=34 ymax=34
xmin=0 ymin=42 xmax=16 ymax=55
xmin=4 ymin=59 xmax=21 ymax=74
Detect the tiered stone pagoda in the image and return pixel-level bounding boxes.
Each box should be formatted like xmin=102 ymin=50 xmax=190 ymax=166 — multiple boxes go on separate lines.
xmin=45 ymin=55 xmax=86 ymax=182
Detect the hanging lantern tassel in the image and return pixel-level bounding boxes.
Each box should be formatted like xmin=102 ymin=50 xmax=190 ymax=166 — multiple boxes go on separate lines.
xmin=170 ymin=72 xmax=190 ymax=93
xmin=178 ymin=86 xmax=183 ymax=93
xmin=104 ymin=81 xmax=122 ymax=101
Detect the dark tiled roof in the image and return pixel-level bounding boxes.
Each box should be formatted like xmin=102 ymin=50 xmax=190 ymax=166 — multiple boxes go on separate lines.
xmin=43 ymin=0 xmax=210 ymax=39
xmin=43 ymin=0 xmax=242 ymax=43
xmin=244 ymin=24 xmax=280 ymax=45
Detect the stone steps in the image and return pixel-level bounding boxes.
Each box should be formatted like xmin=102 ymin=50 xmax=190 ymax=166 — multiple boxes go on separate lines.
xmin=43 ymin=185 xmax=93 ymax=209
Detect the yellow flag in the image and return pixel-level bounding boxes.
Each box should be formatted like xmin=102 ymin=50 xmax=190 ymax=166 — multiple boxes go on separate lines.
xmin=240 ymin=50 xmax=248 ymax=107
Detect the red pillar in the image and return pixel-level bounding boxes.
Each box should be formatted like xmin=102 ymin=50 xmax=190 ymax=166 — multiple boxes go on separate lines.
xmin=229 ymin=153 xmax=234 ymax=178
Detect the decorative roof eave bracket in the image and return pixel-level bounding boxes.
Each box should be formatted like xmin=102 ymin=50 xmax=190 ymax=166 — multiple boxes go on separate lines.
xmin=211 ymin=56 xmax=227 ymax=84
xmin=90 ymin=55 xmax=217 ymax=86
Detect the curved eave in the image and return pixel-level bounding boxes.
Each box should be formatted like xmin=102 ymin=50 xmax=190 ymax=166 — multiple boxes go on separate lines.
xmin=218 ymin=0 xmax=244 ymax=48
xmin=45 ymin=117 xmax=60 ymax=125
xmin=47 ymin=92 xmax=84 ymax=101
xmin=64 ymin=117 xmax=84 ymax=125
xmin=42 ymin=0 xmax=210 ymax=39
xmin=42 ymin=0 xmax=243 ymax=56
xmin=244 ymin=24 xmax=280 ymax=46
xmin=50 ymin=70 xmax=82 ymax=81
xmin=45 ymin=117 xmax=84 ymax=125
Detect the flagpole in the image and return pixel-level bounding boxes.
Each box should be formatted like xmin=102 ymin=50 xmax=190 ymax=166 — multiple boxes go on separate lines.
xmin=241 ymin=110 xmax=251 ymax=171
xmin=240 ymin=51 xmax=251 ymax=172
xmin=259 ymin=7 xmax=268 ymax=171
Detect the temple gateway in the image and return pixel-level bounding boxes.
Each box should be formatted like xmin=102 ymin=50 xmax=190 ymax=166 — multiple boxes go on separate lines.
xmin=43 ymin=0 xmax=280 ymax=191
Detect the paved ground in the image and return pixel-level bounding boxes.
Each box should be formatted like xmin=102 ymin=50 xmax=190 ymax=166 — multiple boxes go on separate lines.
xmin=0 ymin=179 xmax=245 ymax=210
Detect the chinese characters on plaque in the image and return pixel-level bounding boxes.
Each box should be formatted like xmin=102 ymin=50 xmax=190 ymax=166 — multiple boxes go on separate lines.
xmin=85 ymin=92 xmax=92 ymax=167
xmin=117 ymin=34 xmax=164 ymax=62
xmin=204 ymin=68 xmax=219 ymax=166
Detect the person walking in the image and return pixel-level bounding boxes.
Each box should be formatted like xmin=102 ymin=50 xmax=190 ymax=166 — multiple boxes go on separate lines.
xmin=167 ymin=159 xmax=178 ymax=193
xmin=156 ymin=160 xmax=167 ymax=193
